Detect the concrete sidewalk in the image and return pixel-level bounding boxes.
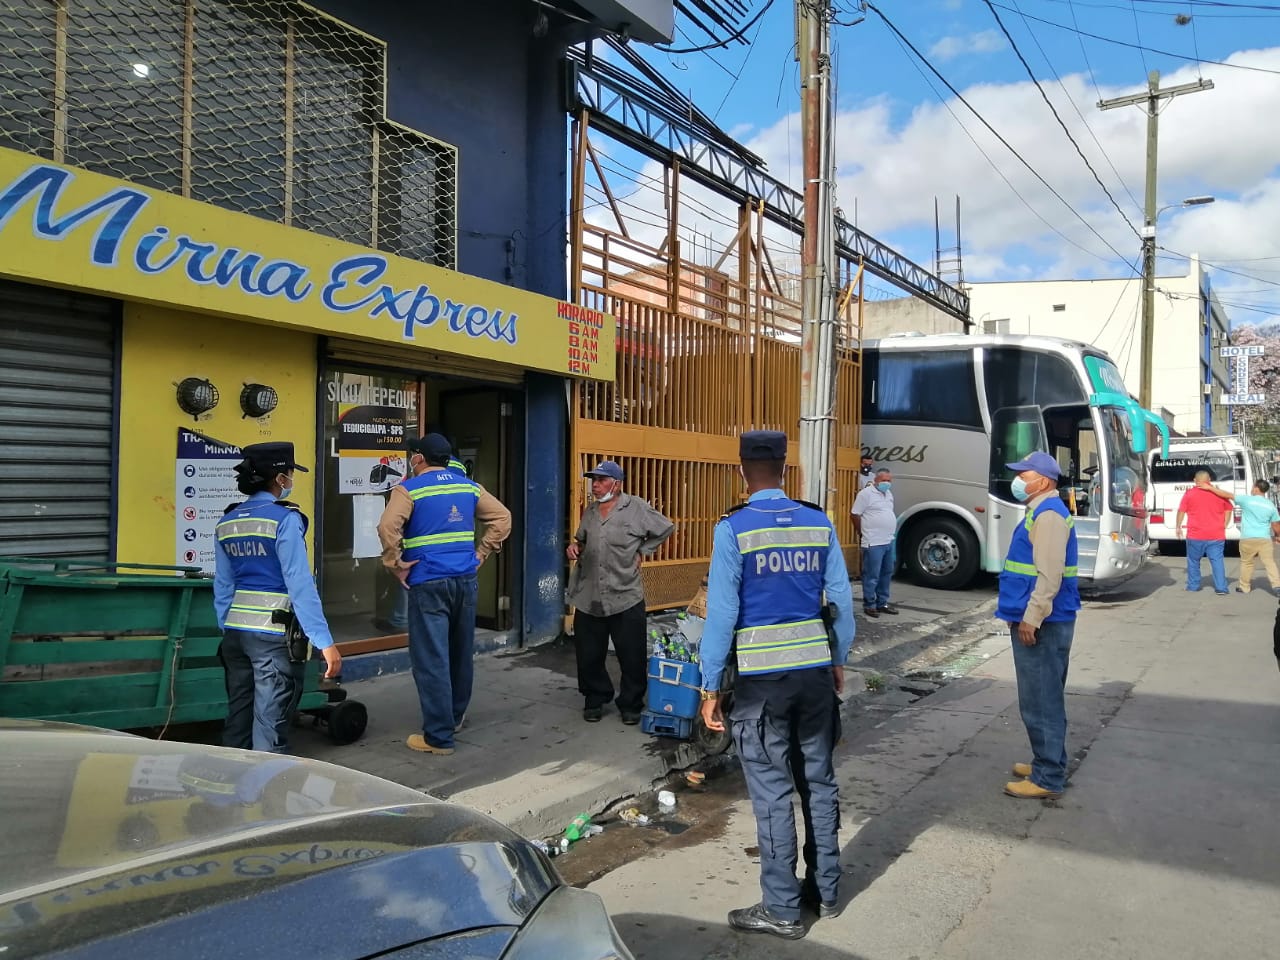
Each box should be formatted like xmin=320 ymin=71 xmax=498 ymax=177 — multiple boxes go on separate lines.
xmin=291 ymin=575 xmax=998 ymax=841
xmin=588 ymin=555 xmax=1280 ymax=959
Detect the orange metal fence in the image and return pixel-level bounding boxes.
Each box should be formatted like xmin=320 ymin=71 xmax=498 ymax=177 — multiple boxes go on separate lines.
xmin=570 ymin=117 xmax=865 ymax=609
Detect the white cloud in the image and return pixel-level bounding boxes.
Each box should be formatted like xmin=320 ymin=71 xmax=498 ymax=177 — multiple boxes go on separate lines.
xmin=582 ymin=46 xmax=1280 ymax=323
xmin=928 ymin=30 xmax=1005 ymax=61
xmin=740 ymin=47 xmax=1280 ymax=312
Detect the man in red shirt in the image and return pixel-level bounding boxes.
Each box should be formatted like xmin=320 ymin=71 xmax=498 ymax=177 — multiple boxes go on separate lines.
xmin=1175 ymin=470 xmax=1233 ymax=594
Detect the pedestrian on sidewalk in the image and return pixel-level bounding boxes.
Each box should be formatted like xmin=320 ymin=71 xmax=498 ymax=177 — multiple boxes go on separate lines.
xmin=699 ymin=431 xmax=855 ymax=940
xmin=1174 ymin=470 xmax=1232 ymax=594
xmin=567 ymin=461 xmax=674 ymax=725
xmin=378 ymin=434 xmax=511 ymax=756
xmin=1192 ymin=478 xmax=1280 ymax=595
xmin=215 ymin=442 xmax=341 ymax=754
xmin=852 ymin=469 xmax=899 ymax=618
xmin=996 ymin=452 xmax=1079 ymax=801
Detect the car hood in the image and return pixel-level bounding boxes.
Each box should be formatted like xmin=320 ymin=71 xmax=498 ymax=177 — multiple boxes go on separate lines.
xmin=0 ymin=724 xmax=557 ymax=959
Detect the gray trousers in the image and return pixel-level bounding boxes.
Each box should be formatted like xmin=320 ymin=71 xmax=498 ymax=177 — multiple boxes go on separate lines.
xmin=731 ymin=668 xmax=842 ymax=921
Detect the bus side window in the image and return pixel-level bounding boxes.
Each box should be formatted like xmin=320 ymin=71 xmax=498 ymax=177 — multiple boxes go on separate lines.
xmin=989 ymin=405 xmax=1047 ymax=503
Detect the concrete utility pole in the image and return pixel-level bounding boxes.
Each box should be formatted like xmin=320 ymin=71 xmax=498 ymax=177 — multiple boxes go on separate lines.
xmin=797 ymin=0 xmax=838 ymax=508
xmin=1098 ymin=71 xmax=1213 ymax=410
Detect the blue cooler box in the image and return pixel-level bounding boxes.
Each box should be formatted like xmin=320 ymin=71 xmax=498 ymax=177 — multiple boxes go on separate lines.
xmin=646 ymin=655 xmax=701 ymax=720
xmin=641 ymin=711 xmax=694 ymax=739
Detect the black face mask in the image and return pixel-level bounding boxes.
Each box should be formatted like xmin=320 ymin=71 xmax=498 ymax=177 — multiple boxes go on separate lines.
xmin=860 ymin=466 xmax=872 ymax=474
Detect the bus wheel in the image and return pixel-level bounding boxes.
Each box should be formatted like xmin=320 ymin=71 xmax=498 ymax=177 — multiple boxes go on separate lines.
xmin=903 ymin=516 xmax=979 ymax=590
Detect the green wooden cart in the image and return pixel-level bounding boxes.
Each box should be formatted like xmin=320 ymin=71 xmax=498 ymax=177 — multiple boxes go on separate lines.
xmin=0 ymin=558 xmax=366 ymax=743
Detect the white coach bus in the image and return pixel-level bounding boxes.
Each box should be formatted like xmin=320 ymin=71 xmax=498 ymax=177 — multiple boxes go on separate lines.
xmin=860 ymin=333 xmax=1168 ymax=590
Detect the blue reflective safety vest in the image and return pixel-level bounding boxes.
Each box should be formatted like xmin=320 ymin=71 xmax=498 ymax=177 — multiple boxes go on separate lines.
xmin=215 ymin=500 xmax=306 ymax=636
xmin=725 ymin=496 xmax=834 ymax=676
xmin=996 ymin=496 xmax=1082 ymax=624
xmin=401 ymin=469 xmax=480 ymax=585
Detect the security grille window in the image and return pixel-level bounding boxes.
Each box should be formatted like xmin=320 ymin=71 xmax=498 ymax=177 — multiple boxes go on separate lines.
xmin=0 ymin=0 xmax=457 ymax=268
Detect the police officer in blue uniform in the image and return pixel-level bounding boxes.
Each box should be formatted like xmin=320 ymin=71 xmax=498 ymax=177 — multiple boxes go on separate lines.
xmin=997 ymin=451 xmax=1080 ymax=800
xmin=699 ymin=431 xmax=856 ymax=940
xmin=378 ymin=434 xmax=511 ymax=755
xmin=214 ymin=442 xmax=341 ymax=754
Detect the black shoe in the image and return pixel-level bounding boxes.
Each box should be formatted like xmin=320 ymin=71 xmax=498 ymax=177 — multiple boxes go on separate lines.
xmin=863 ymin=607 xmax=880 ymax=619
xmin=620 ymin=710 xmax=641 ymax=725
xmin=800 ymin=880 xmax=842 ymax=920
xmin=583 ymin=707 xmax=603 ymax=723
xmin=727 ymin=903 xmax=806 ymax=940
xmin=878 ymin=604 xmax=900 ymax=615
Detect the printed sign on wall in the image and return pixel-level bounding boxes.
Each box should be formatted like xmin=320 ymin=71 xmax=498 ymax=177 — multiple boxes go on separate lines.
xmin=337 ymin=404 xmax=409 ymax=494
xmin=175 ymin=429 xmax=242 ymax=573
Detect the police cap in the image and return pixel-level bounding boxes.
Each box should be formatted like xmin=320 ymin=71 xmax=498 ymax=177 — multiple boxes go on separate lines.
xmin=739 ymin=430 xmax=787 ymax=461
xmin=242 ymin=441 xmax=308 ymax=475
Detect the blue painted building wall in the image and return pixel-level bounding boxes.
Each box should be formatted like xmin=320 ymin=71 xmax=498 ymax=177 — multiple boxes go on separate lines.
xmin=312 ymin=0 xmax=572 ymax=643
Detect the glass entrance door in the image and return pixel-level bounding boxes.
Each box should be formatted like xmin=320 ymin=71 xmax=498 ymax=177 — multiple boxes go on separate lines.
xmin=320 ymin=367 xmax=420 ymax=643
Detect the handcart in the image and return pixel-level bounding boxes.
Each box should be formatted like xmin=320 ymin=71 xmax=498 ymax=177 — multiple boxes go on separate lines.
xmin=0 ymin=557 xmax=366 ymax=744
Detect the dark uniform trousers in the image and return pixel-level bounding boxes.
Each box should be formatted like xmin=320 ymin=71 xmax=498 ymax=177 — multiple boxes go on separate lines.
xmin=731 ymin=667 xmax=842 ymax=921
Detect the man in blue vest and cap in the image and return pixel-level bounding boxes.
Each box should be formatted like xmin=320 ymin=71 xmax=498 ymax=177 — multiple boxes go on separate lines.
xmin=997 ymin=450 xmax=1080 ymax=800
xmin=698 ymin=430 xmax=855 ymax=940
xmin=215 ymin=441 xmax=341 ymax=754
xmin=378 ymin=433 xmax=511 ymax=755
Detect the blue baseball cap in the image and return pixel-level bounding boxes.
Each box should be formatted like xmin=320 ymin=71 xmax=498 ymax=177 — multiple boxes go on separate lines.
xmin=1006 ymin=451 xmax=1062 ymax=480
xmin=584 ymin=460 xmax=625 ymax=482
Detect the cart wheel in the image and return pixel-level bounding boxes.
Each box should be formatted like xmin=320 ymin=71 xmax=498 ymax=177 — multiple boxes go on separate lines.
xmin=328 ymin=699 xmax=367 ymax=745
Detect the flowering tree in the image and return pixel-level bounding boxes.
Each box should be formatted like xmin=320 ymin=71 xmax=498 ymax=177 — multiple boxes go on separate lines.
xmin=1229 ymin=325 xmax=1280 ymax=448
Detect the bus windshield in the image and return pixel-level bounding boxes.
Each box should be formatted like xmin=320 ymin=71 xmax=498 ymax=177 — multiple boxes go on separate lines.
xmin=1098 ymin=406 xmax=1147 ymax=516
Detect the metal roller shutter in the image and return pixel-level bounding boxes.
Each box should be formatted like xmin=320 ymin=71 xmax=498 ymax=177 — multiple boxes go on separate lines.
xmin=0 ymin=280 xmax=119 ymax=558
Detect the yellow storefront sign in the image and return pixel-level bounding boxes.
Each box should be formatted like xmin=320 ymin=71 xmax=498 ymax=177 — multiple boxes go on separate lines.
xmin=0 ymin=145 xmax=615 ymax=380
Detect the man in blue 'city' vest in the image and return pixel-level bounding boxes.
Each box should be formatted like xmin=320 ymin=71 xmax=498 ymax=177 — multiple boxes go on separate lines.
xmin=699 ymin=430 xmax=855 ymax=941
xmin=215 ymin=441 xmax=341 ymax=754
xmin=378 ymin=433 xmax=511 ymax=755
xmin=996 ymin=450 xmax=1081 ymax=800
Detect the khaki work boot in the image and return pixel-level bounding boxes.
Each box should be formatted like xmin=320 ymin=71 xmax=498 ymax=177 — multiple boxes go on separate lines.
xmin=1004 ymin=779 xmax=1061 ymax=800
xmin=1012 ymin=762 xmax=1032 ymax=779
xmin=406 ymin=734 xmax=455 ymax=756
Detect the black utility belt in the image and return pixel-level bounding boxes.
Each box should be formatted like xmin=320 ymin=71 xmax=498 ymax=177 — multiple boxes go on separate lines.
xmin=271 ymin=609 xmax=311 ymax=663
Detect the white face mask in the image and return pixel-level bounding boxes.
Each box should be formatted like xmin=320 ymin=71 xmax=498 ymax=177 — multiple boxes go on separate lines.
xmin=597 ymin=489 xmax=616 ymax=503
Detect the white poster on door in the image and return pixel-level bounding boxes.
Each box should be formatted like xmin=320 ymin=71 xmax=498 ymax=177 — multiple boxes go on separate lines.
xmin=351 ymin=494 xmax=385 ymax=559
xmin=175 ymin=429 xmax=242 ymax=573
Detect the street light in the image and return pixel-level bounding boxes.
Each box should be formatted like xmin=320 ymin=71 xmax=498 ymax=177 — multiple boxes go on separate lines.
xmin=1139 ymin=195 xmax=1216 ymax=411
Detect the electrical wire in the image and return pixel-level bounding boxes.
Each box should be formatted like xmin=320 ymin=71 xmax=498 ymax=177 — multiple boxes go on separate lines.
xmin=1160 ymin=249 xmax=1280 ymax=287
xmin=1066 ymin=0 xmax=1105 ymax=102
xmin=656 ymin=0 xmax=776 ymax=54
xmin=985 ymin=0 xmax=1142 ymax=238
xmin=1129 ymin=0 xmax=1151 ymax=73
xmin=1039 ymin=0 xmax=1280 ymax=16
xmin=885 ymin=27 xmax=1121 ymax=265
xmin=867 ymin=2 xmax=1142 ymax=273
xmin=714 ymin=2 xmax=770 ymax=119
xmin=989 ymin=4 xmax=1280 ymax=75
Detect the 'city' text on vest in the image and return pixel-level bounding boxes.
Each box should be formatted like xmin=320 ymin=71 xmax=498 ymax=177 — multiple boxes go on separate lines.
xmin=754 ymin=549 xmax=822 ymax=575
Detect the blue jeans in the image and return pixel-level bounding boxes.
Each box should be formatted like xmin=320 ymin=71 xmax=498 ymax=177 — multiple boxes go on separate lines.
xmin=861 ymin=543 xmax=894 ymax=609
xmin=1009 ymin=619 xmax=1074 ymax=793
xmin=407 ymin=575 xmax=478 ymax=749
xmin=220 ymin=629 xmax=305 ymax=754
xmin=1186 ymin=539 xmax=1227 ymax=593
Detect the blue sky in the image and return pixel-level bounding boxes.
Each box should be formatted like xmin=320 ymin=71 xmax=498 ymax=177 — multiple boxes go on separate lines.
xmin=617 ymin=0 xmax=1280 ymax=325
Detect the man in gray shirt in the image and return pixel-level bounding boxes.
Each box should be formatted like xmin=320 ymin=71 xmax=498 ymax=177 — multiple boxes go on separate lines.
xmin=567 ymin=461 xmax=675 ymax=724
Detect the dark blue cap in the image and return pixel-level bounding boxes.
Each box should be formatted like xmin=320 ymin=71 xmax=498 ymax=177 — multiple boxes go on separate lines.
xmin=408 ymin=433 xmax=453 ymax=461
xmin=242 ymin=441 xmax=308 ymax=474
xmin=740 ymin=430 xmax=788 ymax=461
xmin=1006 ymin=451 xmax=1062 ymax=480
xmin=585 ymin=460 xmax=625 ymax=481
